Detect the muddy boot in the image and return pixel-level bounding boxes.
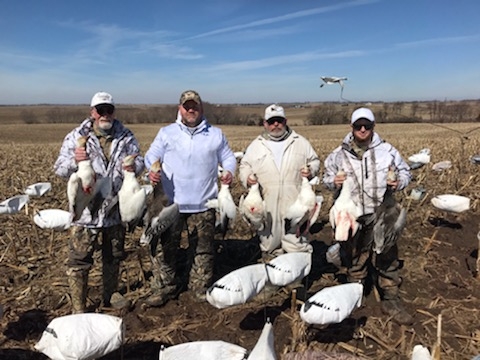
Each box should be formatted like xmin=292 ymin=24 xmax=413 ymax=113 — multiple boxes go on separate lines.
xmin=67 ymin=268 xmax=88 ymax=314
xmin=381 ymin=298 xmax=413 ymax=325
xmin=144 ymin=285 xmax=177 ymax=307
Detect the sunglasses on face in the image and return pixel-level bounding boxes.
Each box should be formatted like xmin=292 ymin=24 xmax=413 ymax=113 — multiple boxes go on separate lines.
xmin=95 ymin=104 xmax=115 ymax=116
xmin=182 ymin=102 xmax=200 ymax=111
xmin=266 ymin=117 xmax=285 ymax=125
xmin=352 ymin=122 xmax=374 ymax=131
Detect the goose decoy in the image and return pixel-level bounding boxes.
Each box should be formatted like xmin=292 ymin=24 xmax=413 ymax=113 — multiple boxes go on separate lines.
xmin=408 ymin=148 xmax=431 ymax=168
xmin=206 ymin=263 xmax=268 ymax=309
xmin=299 ymin=283 xmax=363 ymax=325
xmin=159 ymin=341 xmax=247 ymax=360
xmin=431 ymin=194 xmax=470 ymax=213
xmin=411 ymin=345 xmax=432 ymax=360
xmin=265 ymin=252 xmax=311 ymax=287
xmin=118 ymin=154 xmax=146 ymax=231
xmin=284 ymin=176 xmax=318 ymax=237
xmin=34 ymin=313 xmax=123 ymax=360
xmin=239 ymin=175 xmax=267 ymax=232
xmin=33 ymin=209 xmax=72 ymax=231
xmin=247 ymin=318 xmax=276 ymax=360
xmin=25 ymin=182 xmax=51 ymax=197
xmin=329 ymin=175 xmax=362 ymax=242
xmin=140 ymin=161 xmax=179 ymax=246
xmin=0 ymin=194 xmax=30 ymax=215
xmin=431 ymin=160 xmax=451 ymax=172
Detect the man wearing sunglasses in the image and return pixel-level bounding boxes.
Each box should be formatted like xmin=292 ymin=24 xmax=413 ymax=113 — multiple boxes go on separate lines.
xmin=239 ymin=104 xmax=320 ymax=258
xmin=323 ymin=107 xmax=412 ymax=325
xmin=54 ymin=91 xmax=144 ymax=313
xmin=143 ymin=90 xmax=236 ymax=307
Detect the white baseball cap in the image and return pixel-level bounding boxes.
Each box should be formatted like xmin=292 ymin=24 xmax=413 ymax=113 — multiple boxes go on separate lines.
xmin=90 ymin=92 xmax=114 ymax=107
xmin=265 ymin=104 xmax=286 ymax=120
xmin=351 ymin=107 xmax=375 ymax=123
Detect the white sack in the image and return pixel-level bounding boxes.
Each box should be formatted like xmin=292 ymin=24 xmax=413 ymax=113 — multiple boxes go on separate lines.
xmin=159 ymin=340 xmax=247 ymax=360
xmin=431 ymin=194 xmax=470 ymax=213
xmin=34 ymin=209 xmax=72 ymax=231
xmin=300 ymin=283 xmax=363 ymax=325
xmin=34 ymin=313 xmax=123 ymax=360
xmin=25 ymin=182 xmax=52 ymax=197
xmin=265 ymin=252 xmax=311 ymax=287
xmin=206 ymin=263 xmax=268 ymax=309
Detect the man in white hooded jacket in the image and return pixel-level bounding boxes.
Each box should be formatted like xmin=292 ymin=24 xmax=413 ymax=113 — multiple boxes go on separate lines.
xmin=239 ymin=104 xmax=320 ymax=257
xmin=323 ymin=107 xmax=413 ymax=325
xmin=144 ymin=90 xmax=236 ymax=306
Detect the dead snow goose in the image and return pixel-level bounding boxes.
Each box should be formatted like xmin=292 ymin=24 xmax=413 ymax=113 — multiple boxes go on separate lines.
xmin=118 ymin=154 xmax=146 ymax=231
xmin=206 ymin=263 xmax=268 ymax=309
xmin=25 ymin=182 xmax=51 ymax=197
xmin=299 ymin=283 xmax=363 ymax=325
xmin=284 ymin=176 xmax=318 ymax=237
xmin=239 ymin=175 xmax=267 ymax=232
xmin=140 ymin=161 xmax=179 ymax=246
xmin=357 ymin=186 xmax=407 ymax=255
xmin=67 ymin=136 xmax=96 ymax=221
xmin=0 ymin=194 xmax=30 ymax=215
xmin=159 ymin=341 xmax=247 ymax=360
xmin=329 ymin=175 xmax=362 ymax=242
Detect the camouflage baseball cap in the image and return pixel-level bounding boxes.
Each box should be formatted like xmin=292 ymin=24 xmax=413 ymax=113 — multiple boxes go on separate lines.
xmin=179 ymin=90 xmax=202 ymax=105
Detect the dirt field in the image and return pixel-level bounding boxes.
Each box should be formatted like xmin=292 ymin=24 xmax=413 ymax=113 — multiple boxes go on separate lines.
xmin=1 ymin=122 xmax=480 ymax=359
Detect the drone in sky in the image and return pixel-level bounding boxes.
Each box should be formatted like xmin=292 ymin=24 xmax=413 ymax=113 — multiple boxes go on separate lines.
xmin=320 ymin=76 xmax=349 ymax=101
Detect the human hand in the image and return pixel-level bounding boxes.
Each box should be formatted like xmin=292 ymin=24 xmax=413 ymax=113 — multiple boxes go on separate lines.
xmin=387 ymin=180 xmax=398 ymax=191
xmin=149 ymin=170 xmax=161 ymax=185
xmin=220 ymin=170 xmax=233 ymax=185
xmin=246 ymin=174 xmax=257 ymax=186
xmin=74 ymin=146 xmax=88 ymax=162
xmin=334 ymin=170 xmax=346 ymax=188
xmin=300 ymin=166 xmax=311 ymax=179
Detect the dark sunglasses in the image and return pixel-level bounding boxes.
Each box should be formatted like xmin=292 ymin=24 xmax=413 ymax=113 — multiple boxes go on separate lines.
xmin=266 ymin=117 xmax=285 ymax=125
xmin=182 ymin=102 xmax=200 ymax=111
xmin=352 ymin=122 xmax=374 ymax=131
xmin=95 ymin=104 xmax=115 ymax=116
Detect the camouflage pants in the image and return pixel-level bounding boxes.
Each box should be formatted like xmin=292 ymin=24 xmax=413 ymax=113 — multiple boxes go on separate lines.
xmin=342 ymin=223 xmax=402 ymax=299
xmin=67 ymin=224 xmax=126 ymax=304
xmin=150 ymin=209 xmax=216 ymax=296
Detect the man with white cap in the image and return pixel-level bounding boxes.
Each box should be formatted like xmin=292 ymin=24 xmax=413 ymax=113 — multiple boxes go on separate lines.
xmin=54 ymin=91 xmax=144 ymax=313
xmin=143 ymin=90 xmax=236 ymax=306
xmin=239 ymin=104 xmax=320 ymax=258
xmin=323 ymin=107 xmax=413 ymax=325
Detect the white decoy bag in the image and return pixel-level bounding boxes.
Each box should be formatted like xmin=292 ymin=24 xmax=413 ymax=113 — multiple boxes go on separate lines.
xmin=34 ymin=209 xmax=72 ymax=231
xmin=265 ymin=252 xmax=312 ymax=287
xmin=300 ymin=283 xmax=363 ymax=325
xmin=34 ymin=313 xmax=123 ymax=360
xmin=206 ymin=263 xmax=268 ymax=309
xmin=159 ymin=340 xmax=247 ymax=360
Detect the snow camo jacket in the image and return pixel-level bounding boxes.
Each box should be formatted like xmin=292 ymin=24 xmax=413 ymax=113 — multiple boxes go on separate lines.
xmin=323 ymin=132 xmax=411 ymax=215
xmin=144 ymin=117 xmax=236 ymax=213
xmin=54 ymin=118 xmax=144 ymax=228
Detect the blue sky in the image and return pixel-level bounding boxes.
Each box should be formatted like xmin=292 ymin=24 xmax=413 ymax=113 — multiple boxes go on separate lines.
xmin=1 ymin=0 xmax=479 ymax=105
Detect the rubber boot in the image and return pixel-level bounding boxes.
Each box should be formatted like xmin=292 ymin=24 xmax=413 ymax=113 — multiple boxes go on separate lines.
xmin=144 ymin=252 xmax=177 ymax=307
xmin=103 ymin=261 xmax=131 ymax=310
xmin=67 ymin=268 xmax=88 ymax=314
xmin=381 ymin=287 xmax=413 ymax=325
